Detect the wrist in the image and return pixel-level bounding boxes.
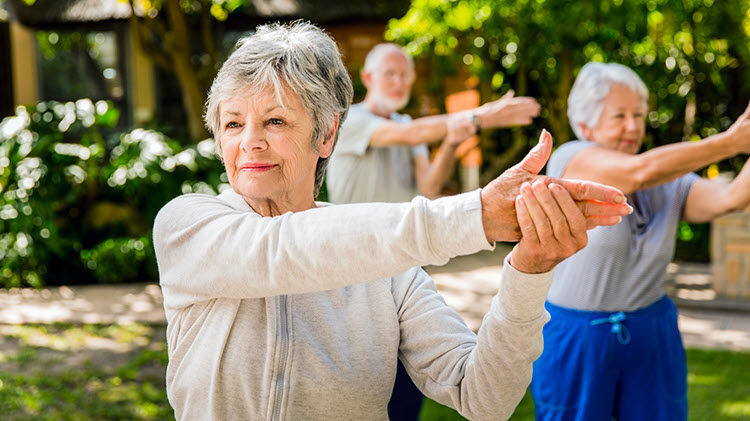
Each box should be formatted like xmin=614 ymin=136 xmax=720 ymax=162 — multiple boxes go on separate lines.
xmin=470 ymin=111 xmax=482 ymax=135
xmin=710 ymin=130 xmax=740 ymax=156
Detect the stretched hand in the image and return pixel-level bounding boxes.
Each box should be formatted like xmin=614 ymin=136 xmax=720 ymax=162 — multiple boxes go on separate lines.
xmin=726 ymin=100 xmax=750 ymax=154
xmin=476 ymin=90 xmax=541 ymax=128
xmin=480 ymin=129 xmax=632 ymax=243
xmin=509 ymin=181 xmax=588 ymax=273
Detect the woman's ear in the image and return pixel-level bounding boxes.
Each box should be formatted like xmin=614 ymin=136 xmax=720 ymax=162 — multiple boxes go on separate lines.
xmin=579 ymin=122 xmax=594 ymax=141
xmin=318 ymin=113 xmax=339 ymax=158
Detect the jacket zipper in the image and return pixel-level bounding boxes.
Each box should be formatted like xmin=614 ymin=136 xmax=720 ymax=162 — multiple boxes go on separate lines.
xmin=271 ymin=295 xmax=289 ymax=420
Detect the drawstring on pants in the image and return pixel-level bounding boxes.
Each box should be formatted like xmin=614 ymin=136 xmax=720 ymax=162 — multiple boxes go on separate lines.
xmin=590 ymin=311 xmax=632 ymax=344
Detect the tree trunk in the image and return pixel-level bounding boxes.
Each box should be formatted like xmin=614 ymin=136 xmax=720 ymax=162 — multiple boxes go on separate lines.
xmin=164 ymin=0 xmax=210 ymax=141
xmin=129 ymin=0 xmax=211 ymax=142
xmin=550 ymin=49 xmax=572 ymax=144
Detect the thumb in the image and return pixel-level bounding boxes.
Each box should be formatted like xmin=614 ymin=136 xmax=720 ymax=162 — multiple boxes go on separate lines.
xmin=501 ymin=89 xmax=515 ymax=100
xmin=516 ymin=129 xmax=553 ymax=175
xmin=742 ymin=100 xmax=750 ymax=120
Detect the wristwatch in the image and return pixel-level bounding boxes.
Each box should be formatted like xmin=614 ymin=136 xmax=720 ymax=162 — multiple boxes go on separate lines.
xmin=470 ymin=112 xmax=481 ymax=135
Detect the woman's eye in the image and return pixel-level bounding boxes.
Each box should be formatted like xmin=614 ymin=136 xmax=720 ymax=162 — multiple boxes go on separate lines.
xmin=225 ymin=121 xmax=240 ymax=129
xmin=268 ymin=118 xmax=283 ymax=126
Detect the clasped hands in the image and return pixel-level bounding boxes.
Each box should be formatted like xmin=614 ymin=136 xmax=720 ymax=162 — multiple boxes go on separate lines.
xmin=481 ymin=129 xmax=633 ymax=274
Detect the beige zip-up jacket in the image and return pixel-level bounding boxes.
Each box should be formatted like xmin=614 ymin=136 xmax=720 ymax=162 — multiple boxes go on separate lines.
xmin=153 ymin=188 xmax=553 ymax=421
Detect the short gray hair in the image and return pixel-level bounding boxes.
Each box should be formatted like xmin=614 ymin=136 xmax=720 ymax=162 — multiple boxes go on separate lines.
xmin=363 ymin=43 xmax=415 ymax=74
xmin=204 ymin=21 xmax=353 ymax=196
xmin=567 ymin=62 xmax=649 ymax=141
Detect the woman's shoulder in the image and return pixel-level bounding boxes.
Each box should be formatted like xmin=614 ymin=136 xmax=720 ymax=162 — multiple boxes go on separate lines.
xmin=156 ymin=190 xmax=252 ymax=222
xmin=547 ymin=140 xmax=595 ymax=178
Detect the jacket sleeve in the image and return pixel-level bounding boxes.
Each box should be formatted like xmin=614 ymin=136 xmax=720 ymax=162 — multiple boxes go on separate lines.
xmin=392 ymin=252 xmax=553 ymax=421
xmin=153 ymin=190 xmax=493 ymax=309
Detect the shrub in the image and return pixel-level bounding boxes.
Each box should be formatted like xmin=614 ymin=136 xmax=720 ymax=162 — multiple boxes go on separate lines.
xmin=0 ymin=100 xmax=226 ymax=288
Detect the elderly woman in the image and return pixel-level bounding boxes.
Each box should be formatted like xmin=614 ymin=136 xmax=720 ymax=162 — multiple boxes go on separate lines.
xmin=530 ymin=62 xmax=750 ymax=421
xmin=153 ymin=23 xmax=631 ymax=420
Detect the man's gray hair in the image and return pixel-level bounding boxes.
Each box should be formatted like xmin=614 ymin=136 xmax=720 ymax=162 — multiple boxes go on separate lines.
xmin=204 ymin=21 xmax=353 ymax=195
xmin=567 ymin=62 xmax=649 ymax=141
xmin=363 ymin=43 xmax=415 ymax=74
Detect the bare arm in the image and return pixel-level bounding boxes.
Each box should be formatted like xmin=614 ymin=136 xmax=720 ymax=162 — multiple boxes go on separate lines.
xmin=414 ymin=113 xmax=475 ymax=198
xmin=683 ymin=156 xmax=750 ymax=223
xmin=370 ymin=114 xmax=455 ymax=147
xmin=368 ymin=90 xmax=541 ymax=148
xmin=564 ymin=101 xmax=750 ymax=195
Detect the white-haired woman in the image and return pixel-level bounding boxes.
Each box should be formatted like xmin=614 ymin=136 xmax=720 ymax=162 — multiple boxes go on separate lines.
xmin=153 ymin=23 xmax=630 ymax=420
xmin=530 ymin=61 xmax=750 ymax=420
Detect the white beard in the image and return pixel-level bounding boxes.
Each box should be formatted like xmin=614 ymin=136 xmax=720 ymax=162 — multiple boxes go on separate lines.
xmin=372 ymin=90 xmax=410 ymax=113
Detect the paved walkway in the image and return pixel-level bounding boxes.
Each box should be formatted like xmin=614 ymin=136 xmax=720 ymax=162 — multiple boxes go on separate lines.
xmin=1 ymin=246 xmax=749 ymax=351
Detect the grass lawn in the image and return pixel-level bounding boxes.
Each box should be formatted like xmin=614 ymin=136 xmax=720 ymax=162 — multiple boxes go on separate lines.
xmin=0 ymin=323 xmax=748 ymax=420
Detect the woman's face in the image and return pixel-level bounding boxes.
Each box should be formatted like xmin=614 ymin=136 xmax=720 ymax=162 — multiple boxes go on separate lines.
xmin=581 ymin=84 xmax=646 ymax=154
xmin=218 ymin=88 xmax=332 ymax=212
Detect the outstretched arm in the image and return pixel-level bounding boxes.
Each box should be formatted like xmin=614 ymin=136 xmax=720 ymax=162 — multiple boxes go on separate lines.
xmin=367 ymin=90 xmax=540 ymax=148
xmin=414 ymin=112 xmax=476 ymax=198
xmin=563 ymin=101 xmax=750 ymax=195
xmin=683 ymin=155 xmax=750 ymax=223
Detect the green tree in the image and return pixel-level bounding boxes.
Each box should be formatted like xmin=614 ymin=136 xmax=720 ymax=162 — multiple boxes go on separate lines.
xmin=127 ymin=0 xmax=248 ymax=142
xmin=387 ymin=0 xmax=750 ymax=183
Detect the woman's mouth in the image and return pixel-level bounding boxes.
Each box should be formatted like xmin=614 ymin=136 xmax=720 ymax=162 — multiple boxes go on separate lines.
xmin=240 ymin=163 xmax=276 ymax=172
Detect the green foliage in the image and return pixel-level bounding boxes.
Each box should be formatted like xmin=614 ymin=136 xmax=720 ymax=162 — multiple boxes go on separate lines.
xmin=0 ymin=100 xmax=226 ymax=288
xmin=675 ymin=221 xmax=711 ymax=263
xmin=79 ymin=237 xmax=154 ymax=284
xmin=388 ymin=0 xmax=750 ymax=261
xmin=389 ymin=0 xmax=750 ymax=146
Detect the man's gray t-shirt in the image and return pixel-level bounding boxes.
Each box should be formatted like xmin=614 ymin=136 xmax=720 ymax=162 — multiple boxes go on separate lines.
xmin=546 ymin=140 xmax=699 ymax=312
xmin=327 ymin=103 xmax=429 ymax=204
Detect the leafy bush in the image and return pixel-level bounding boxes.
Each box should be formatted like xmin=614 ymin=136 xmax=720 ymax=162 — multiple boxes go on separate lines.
xmin=0 ymin=100 xmax=226 ymax=288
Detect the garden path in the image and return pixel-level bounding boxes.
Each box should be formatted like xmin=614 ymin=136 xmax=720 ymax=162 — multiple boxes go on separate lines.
xmin=1 ymin=246 xmax=749 ymax=351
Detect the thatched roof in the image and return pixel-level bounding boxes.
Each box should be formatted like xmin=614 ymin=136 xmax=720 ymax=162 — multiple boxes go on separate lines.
xmin=6 ymin=0 xmax=132 ymax=26
xmin=6 ymin=0 xmax=409 ymax=28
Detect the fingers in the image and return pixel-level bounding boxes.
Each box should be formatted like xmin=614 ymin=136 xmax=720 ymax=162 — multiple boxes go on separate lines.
xmin=576 ymin=198 xmax=632 ymax=218
xmin=548 ymin=183 xmax=588 ymax=247
xmin=515 ymin=194 xmax=539 ymax=245
xmin=586 ymin=215 xmax=623 ymax=229
xmin=519 ymin=182 xmax=555 ymax=244
xmin=510 ymin=180 xmax=589 ymax=274
xmin=523 ymin=181 xmax=587 ymax=249
xmin=553 ymin=177 xmax=627 ymax=205
xmin=516 ymin=129 xmax=553 ymax=176
xmin=506 ymin=99 xmax=541 ymax=124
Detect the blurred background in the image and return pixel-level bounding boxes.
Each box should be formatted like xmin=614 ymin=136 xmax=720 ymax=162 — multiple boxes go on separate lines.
xmin=1 ymin=0 xmax=750 ymax=419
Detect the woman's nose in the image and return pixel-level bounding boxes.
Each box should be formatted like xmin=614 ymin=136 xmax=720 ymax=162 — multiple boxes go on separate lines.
xmin=240 ymin=125 xmax=267 ymax=152
xmin=625 ymin=115 xmax=638 ymax=131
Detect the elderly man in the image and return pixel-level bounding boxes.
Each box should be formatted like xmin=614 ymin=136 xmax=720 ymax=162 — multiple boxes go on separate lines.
xmin=326 ymin=42 xmax=541 ymax=420
xmin=326 ymin=43 xmax=541 ymax=205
